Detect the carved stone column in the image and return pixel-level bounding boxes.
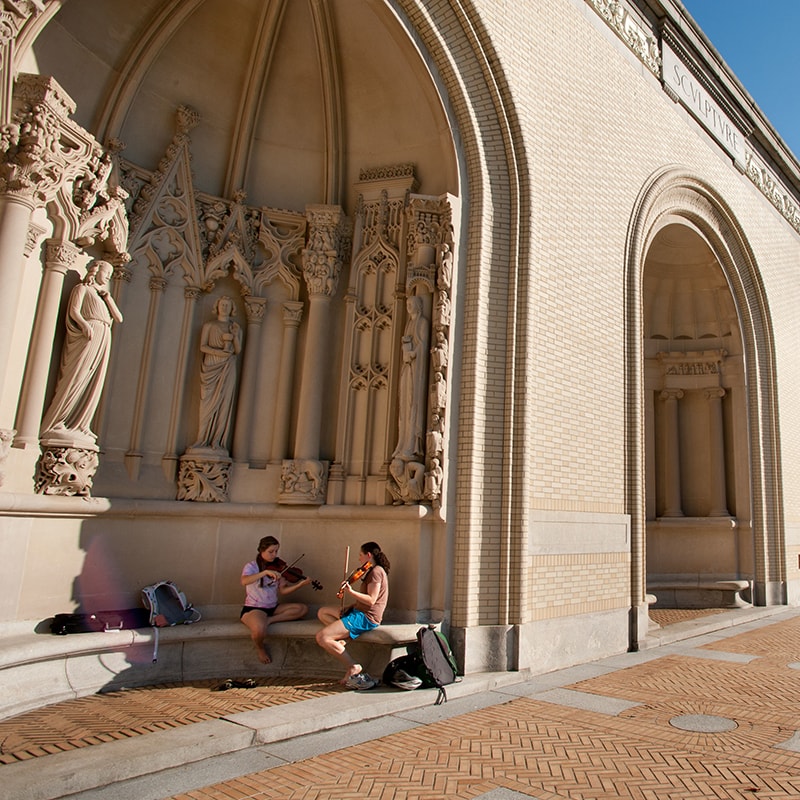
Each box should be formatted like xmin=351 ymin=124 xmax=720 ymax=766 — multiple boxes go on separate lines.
xmin=270 ymin=300 xmax=303 ymax=461
xmin=705 ymin=387 xmax=730 ymax=516
xmin=232 ymin=295 xmax=265 ymax=462
xmin=125 ymin=276 xmax=168 ymax=481
xmin=0 ymin=192 xmax=36 ymax=392
xmin=280 ymin=205 xmax=347 ymax=505
xmin=13 ymin=239 xmax=80 ymax=448
xmin=659 ymin=389 xmax=684 ymax=517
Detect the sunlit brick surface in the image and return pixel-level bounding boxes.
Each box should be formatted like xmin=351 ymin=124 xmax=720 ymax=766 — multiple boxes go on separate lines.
xmin=6 ymin=617 xmax=800 ymax=799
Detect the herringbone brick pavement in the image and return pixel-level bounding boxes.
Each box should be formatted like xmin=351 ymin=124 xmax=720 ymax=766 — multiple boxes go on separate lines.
xmin=0 ymin=678 xmax=345 ymax=765
xmin=168 ymin=616 xmax=800 ymax=800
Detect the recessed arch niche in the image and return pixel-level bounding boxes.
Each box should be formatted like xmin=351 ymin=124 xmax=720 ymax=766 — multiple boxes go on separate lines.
xmin=626 ymin=167 xmax=785 ymax=616
xmin=642 ymin=221 xmax=752 ymax=590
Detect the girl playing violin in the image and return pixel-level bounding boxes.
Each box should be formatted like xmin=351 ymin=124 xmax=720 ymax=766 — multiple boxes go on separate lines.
xmin=315 ymin=541 xmax=390 ymax=689
xmin=240 ymin=535 xmax=310 ymax=664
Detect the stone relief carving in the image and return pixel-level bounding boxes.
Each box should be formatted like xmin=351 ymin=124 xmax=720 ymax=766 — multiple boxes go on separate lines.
xmin=35 ymin=446 xmax=99 ymax=497
xmin=386 ymin=194 xmax=454 ymax=506
xmin=189 ymin=295 xmax=242 ymax=452
xmin=745 ymin=150 xmax=800 ymax=234
xmin=279 ymin=458 xmax=329 ymax=505
xmin=393 ymin=294 xmax=430 ymax=462
xmin=587 ymin=0 xmax=661 ymax=75
xmin=40 ymin=259 xmax=123 ymax=447
xmin=176 ymin=454 xmax=231 ymax=503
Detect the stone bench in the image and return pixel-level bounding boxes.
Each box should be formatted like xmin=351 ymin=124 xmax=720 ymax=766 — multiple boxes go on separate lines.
xmin=0 ymin=616 xmax=424 ymax=720
xmin=648 ymin=580 xmax=752 ymax=610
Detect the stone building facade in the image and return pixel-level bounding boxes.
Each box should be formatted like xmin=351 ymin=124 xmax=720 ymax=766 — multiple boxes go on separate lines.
xmin=1 ymin=0 xmax=799 ymax=676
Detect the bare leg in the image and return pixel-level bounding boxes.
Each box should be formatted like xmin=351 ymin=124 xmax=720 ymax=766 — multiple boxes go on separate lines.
xmin=240 ymin=603 xmax=308 ymax=664
xmin=271 ymin=602 xmax=308 ymax=624
xmin=315 ymin=616 xmax=363 ymax=682
xmin=317 ymin=605 xmax=342 ymax=626
xmin=240 ymin=609 xmax=272 ymax=664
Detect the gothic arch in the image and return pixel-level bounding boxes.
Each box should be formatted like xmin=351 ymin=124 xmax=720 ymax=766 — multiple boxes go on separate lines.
xmin=626 ymin=166 xmax=785 ymax=624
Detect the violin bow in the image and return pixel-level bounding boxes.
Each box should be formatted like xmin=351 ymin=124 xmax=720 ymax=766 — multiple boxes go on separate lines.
xmin=340 ymin=545 xmax=350 ymax=613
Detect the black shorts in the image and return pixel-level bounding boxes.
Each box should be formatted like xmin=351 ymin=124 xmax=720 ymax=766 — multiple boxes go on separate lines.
xmin=240 ymin=605 xmax=277 ymax=619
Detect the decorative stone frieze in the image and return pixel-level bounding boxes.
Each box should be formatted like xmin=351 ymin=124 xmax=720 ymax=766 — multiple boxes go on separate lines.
xmin=279 ymin=458 xmax=329 ymax=505
xmin=586 ymin=0 xmax=661 ymax=75
xmin=658 ymin=349 xmax=726 ymax=380
xmin=745 ymin=150 xmax=800 ymax=234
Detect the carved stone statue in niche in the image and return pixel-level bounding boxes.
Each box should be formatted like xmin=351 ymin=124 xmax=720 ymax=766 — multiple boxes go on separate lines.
xmin=426 ymin=412 xmax=443 ymax=457
xmin=424 ymin=456 xmax=443 ymax=503
xmin=190 ymin=295 xmax=242 ymax=452
xmin=40 ymin=259 xmax=123 ymax=446
xmin=393 ymin=294 xmax=429 ymax=462
xmin=437 ymin=242 xmax=453 ymax=291
xmin=430 ymin=370 xmax=446 ymax=415
xmin=388 ymin=456 xmax=425 ymax=505
xmin=431 ymin=329 xmax=448 ymax=373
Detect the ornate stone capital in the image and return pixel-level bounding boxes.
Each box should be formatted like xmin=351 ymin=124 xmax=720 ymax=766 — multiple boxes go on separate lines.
xmin=282 ymin=300 xmax=303 ymax=327
xmin=243 ymin=294 xmax=266 ymax=324
xmin=44 ymin=237 xmax=80 ymax=271
xmin=35 ymin=444 xmax=99 ymax=496
xmin=302 ymin=204 xmax=349 ymax=297
xmin=0 ymin=74 xmax=91 ymax=204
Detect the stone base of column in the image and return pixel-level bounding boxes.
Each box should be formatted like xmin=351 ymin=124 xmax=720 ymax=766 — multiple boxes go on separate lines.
xmin=279 ymin=459 xmax=328 ymax=505
xmin=177 ymin=449 xmax=232 ymax=502
xmin=35 ymin=443 xmax=99 ymax=496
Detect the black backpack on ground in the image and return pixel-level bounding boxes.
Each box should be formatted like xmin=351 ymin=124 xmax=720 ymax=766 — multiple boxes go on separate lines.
xmin=383 ymin=624 xmax=459 ymax=704
xmin=51 ymin=608 xmax=151 ymax=635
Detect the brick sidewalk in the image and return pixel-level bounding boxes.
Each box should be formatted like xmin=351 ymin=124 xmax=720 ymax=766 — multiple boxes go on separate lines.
xmin=0 ymin=678 xmax=345 ymax=765
xmin=168 ymin=615 xmax=800 ymax=800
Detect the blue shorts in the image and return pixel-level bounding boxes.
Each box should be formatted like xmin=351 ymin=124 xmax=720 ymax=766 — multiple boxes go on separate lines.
xmin=340 ymin=609 xmax=378 ymax=639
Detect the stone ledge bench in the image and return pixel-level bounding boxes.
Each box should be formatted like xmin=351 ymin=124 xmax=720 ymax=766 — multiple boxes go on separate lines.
xmin=0 ymin=617 xmax=425 ymax=720
xmin=648 ymin=579 xmax=752 ymax=610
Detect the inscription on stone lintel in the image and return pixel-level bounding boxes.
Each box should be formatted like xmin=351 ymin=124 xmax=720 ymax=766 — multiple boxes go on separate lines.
xmin=662 ymin=43 xmax=745 ymax=166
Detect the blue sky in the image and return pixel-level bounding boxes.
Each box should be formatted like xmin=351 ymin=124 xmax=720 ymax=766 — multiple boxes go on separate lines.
xmin=681 ymin=0 xmax=800 ymax=159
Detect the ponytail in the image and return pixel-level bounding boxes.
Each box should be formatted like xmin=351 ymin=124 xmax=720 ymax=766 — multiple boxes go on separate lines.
xmin=361 ymin=541 xmax=390 ymax=574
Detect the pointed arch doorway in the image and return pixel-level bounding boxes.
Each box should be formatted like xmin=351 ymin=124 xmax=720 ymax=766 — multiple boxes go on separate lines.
xmin=627 ymin=169 xmax=785 ymax=624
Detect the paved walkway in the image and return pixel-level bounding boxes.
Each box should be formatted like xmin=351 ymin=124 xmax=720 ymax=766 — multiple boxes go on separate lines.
xmin=4 ymin=605 xmax=800 ymax=800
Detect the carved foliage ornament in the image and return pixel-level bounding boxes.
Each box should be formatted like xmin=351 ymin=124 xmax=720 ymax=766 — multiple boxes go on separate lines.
xmin=0 ymin=74 xmax=101 ymax=206
xmin=35 ymin=445 xmax=99 ymax=497
xmin=177 ymin=454 xmax=232 ymax=503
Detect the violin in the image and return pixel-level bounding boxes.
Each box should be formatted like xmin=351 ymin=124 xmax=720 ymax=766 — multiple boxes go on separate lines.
xmin=265 ymin=556 xmax=323 ymax=591
xmin=336 ymin=558 xmax=374 ymax=599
